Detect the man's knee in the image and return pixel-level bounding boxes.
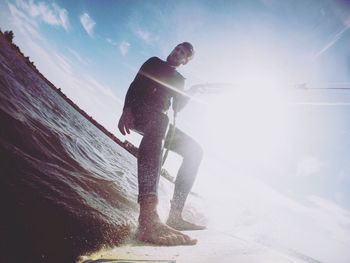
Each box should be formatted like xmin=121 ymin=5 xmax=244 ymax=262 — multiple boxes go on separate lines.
xmin=193 ymin=143 xmax=203 ymax=163
xmin=149 ymin=113 xmax=169 ymax=137
xmin=185 ymin=141 xmax=203 ymax=165
xmin=158 ymin=114 xmax=169 ymax=133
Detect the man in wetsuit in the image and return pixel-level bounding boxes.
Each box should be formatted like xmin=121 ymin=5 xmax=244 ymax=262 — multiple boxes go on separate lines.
xmin=118 ymin=42 xmax=204 ymax=246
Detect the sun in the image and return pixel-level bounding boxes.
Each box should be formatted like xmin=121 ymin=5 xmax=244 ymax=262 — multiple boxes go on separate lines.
xmin=189 ymin=60 xmax=295 ymax=185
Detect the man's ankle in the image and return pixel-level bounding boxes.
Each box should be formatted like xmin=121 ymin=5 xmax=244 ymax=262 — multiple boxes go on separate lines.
xmin=138 ymin=195 xmax=160 ymax=225
xmin=169 ymin=198 xmax=185 ymax=215
xmin=168 ymin=207 xmax=183 ymax=223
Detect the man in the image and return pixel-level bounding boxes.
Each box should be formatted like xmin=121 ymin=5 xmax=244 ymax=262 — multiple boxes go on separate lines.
xmin=118 ymin=42 xmax=204 ymax=246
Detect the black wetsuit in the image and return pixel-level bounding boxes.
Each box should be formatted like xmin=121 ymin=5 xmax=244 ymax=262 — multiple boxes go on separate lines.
xmin=123 ymin=57 xmax=203 ymax=209
xmin=124 ymin=57 xmax=188 ymax=117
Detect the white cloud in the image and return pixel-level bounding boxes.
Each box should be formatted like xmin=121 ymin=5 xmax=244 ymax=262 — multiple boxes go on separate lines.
xmin=80 ymin=13 xmax=95 ymax=37
xmin=67 ymin=48 xmax=90 ymax=65
xmin=106 ymin=38 xmax=116 ymax=45
xmin=8 ymin=2 xmax=42 ymax=40
xmin=132 ymin=27 xmax=159 ymax=44
xmin=83 ymin=74 xmax=123 ymax=104
xmin=15 ymin=0 xmax=69 ymax=30
xmin=119 ymin=41 xmax=130 ymax=55
xmin=135 ymin=28 xmax=150 ymax=43
xmin=335 ymin=192 xmax=345 ymax=205
xmin=106 ymin=38 xmax=130 ymax=56
xmin=53 ymin=52 xmax=73 ymax=75
xmin=296 ymin=155 xmax=323 ymax=177
xmin=55 ymin=4 xmax=69 ymax=30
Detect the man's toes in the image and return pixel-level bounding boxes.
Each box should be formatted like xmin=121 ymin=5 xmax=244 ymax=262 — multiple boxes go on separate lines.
xmin=170 ymin=227 xmax=186 ymax=237
xmin=176 ymin=234 xmax=187 ymax=245
xmin=136 ymin=223 xmax=197 ymax=246
xmin=181 ymin=233 xmax=197 ymax=245
xmin=167 ymin=234 xmax=178 ymax=246
xmin=177 ymin=233 xmax=197 ymax=245
xmin=165 ymin=234 xmax=181 ymax=246
xmin=171 ymin=234 xmax=190 ymax=246
xmin=184 ymin=235 xmax=197 ymax=245
xmin=160 ymin=233 xmax=190 ymax=246
xmin=158 ymin=236 xmax=170 ymax=246
xmin=189 ymin=238 xmax=198 ymax=245
xmin=181 ymin=233 xmax=191 ymax=243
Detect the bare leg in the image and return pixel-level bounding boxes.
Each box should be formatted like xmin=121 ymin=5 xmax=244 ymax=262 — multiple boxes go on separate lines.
xmin=164 ymin=126 xmax=206 ymax=231
xmin=134 ymin=113 xmax=196 ymax=245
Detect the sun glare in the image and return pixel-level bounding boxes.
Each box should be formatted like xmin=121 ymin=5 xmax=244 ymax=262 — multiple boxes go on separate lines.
xmin=181 ymin=58 xmax=301 ymax=229
xmin=186 ymin=56 xmax=300 ymax=201
xmin=207 ymin=66 xmax=292 ymax=163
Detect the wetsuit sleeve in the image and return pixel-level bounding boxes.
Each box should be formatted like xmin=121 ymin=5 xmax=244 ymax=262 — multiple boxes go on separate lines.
xmin=123 ymin=80 xmax=139 ymax=111
xmin=122 ymin=58 xmax=153 ymax=111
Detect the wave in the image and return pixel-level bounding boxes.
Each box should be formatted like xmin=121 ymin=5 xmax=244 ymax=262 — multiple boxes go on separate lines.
xmin=0 ymin=32 xmax=139 ymax=263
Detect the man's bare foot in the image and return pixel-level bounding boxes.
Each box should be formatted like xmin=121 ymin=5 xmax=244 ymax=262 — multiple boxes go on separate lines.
xmin=137 ymin=195 xmax=197 ymax=246
xmin=137 ymin=218 xmax=197 ymax=246
xmin=166 ymin=215 xmax=206 ymax=231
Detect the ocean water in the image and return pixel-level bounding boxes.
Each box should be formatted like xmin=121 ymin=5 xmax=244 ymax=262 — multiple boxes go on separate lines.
xmin=0 ymin=34 xmax=139 ymax=262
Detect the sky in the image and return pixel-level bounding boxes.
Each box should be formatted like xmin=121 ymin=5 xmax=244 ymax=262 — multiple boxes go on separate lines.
xmin=1 ymin=1 xmax=350 ymax=260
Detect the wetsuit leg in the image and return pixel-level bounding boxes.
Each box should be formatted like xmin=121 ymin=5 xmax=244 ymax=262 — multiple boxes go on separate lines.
xmin=134 ymin=113 xmax=169 ymax=203
xmin=164 ymin=125 xmax=203 ymax=210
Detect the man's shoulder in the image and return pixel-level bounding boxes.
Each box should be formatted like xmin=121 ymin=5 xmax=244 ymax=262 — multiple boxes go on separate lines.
xmin=142 ymin=57 xmax=185 ymax=81
xmin=140 ymin=57 xmax=164 ymax=72
xmin=145 ymin=56 xmax=165 ymax=65
xmin=174 ymin=70 xmax=185 ymax=80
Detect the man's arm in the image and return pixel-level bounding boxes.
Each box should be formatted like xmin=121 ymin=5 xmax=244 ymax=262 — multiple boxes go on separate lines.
xmin=172 ymin=93 xmax=189 ymax=114
xmin=118 ymin=61 xmax=149 ymax=135
xmin=118 ymin=107 xmax=134 ymax=135
xmin=118 ymin=57 xmax=159 ymax=135
xmin=122 ymin=57 xmax=159 ymax=110
xmin=118 ymin=79 xmax=141 ymax=135
xmin=173 ymin=82 xmax=207 ymax=113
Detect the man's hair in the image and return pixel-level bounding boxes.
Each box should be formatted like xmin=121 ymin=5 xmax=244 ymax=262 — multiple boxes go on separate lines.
xmin=177 ymin=42 xmax=194 ymax=60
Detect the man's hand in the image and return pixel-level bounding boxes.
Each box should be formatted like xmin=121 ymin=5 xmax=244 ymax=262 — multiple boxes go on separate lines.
xmin=187 ymin=84 xmax=207 ymax=95
xmin=189 ymin=83 xmax=233 ymax=94
xmin=118 ymin=108 xmax=134 ymax=135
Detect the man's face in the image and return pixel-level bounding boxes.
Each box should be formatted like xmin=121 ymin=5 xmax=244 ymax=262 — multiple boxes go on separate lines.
xmin=167 ymin=45 xmax=192 ymax=67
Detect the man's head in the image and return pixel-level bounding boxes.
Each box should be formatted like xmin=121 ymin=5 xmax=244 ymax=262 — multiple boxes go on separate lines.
xmin=167 ymin=42 xmax=194 ymax=67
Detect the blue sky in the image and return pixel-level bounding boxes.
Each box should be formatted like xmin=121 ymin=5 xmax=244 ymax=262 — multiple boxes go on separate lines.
xmin=1 ymin=0 xmax=350 ymax=238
